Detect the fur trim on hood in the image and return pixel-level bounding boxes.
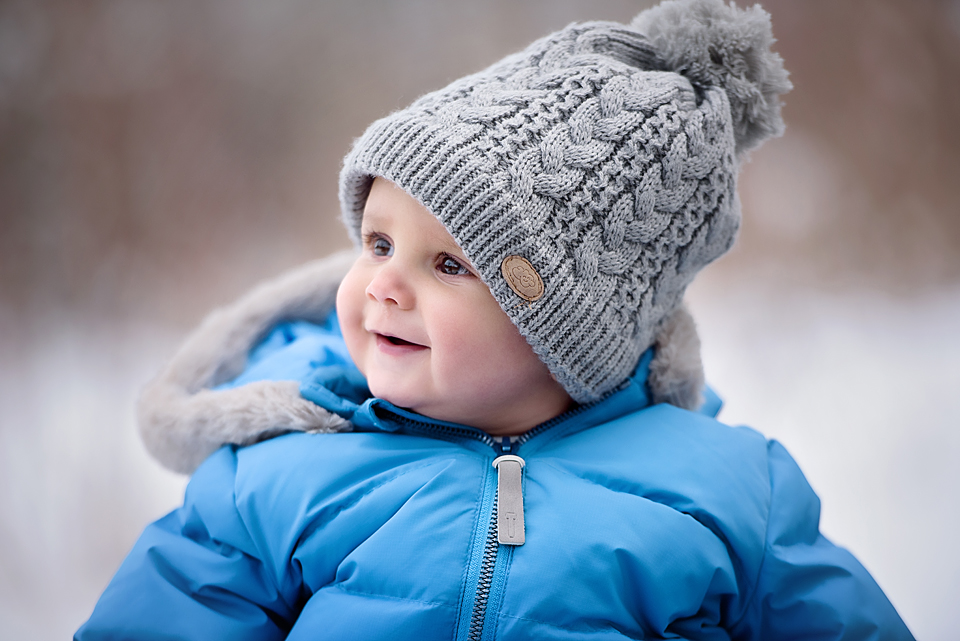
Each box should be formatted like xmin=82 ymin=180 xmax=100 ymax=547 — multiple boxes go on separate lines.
xmin=138 ymin=250 xmax=706 ymax=475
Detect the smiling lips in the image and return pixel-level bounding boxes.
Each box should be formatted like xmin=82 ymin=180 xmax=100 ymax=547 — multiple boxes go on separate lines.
xmin=375 ymin=332 xmax=428 ymax=356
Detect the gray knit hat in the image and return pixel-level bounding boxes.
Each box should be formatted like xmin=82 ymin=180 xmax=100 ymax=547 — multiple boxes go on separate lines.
xmin=339 ymin=0 xmax=791 ymax=403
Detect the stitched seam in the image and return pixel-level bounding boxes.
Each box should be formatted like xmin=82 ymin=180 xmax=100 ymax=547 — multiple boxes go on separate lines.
xmin=538 ymin=459 xmax=671 ymax=501
xmin=329 ymin=583 xmax=457 ymax=610
xmin=239 ymin=450 xmax=470 ymax=609
xmin=541 ymin=459 xmax=729 ymax=526
xmin=295 ymin=454 xmax=470 ymax=544
xmin=296 ymin=451 xmax=485 ymax=605
xmin=496 ymin=611 xmax=644 ymax=640
xmin=727 ymin=453 xmax=774 ymax=630
xmin=539 ymin=458 xmax=750 ymax=629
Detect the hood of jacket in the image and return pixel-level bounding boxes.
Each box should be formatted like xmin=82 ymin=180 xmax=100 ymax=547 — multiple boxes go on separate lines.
xmin=138 ymin=250 xmax=712 ymax=475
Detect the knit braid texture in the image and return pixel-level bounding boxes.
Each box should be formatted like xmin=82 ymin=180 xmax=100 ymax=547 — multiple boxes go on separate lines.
xmin=340 ymin=0 xmax=789 ymax=403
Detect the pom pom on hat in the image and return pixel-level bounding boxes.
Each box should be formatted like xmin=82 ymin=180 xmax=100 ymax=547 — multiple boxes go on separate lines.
xmin=631 ymin=0 xmax=792 ymax=157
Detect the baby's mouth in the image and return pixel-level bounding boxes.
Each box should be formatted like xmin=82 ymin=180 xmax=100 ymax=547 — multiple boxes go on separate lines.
xmin=375 ymin=332 xmax=428 ymax=352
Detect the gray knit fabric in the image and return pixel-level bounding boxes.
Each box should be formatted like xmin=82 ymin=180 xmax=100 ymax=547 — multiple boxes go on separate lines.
xmin=340 ymin=0 xmax=790 ymax=403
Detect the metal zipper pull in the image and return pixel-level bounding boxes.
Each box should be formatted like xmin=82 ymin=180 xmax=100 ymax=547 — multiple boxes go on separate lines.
xmin=492 ymin=454 xmax=525 ymax=546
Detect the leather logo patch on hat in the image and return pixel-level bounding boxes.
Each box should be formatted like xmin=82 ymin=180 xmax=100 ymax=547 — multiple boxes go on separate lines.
xmin=501 ymin=255 xmax=544 ymax=302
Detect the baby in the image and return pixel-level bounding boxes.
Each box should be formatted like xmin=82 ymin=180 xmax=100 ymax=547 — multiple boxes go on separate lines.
xmin=77 ymin=0 xmax=913 ymax=639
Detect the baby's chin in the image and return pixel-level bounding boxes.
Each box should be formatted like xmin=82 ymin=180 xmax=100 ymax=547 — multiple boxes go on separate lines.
xmin=367 ymin=382 xmax=480 ymax=428
xmin=366 ymin=380 xmax=435 ymax=418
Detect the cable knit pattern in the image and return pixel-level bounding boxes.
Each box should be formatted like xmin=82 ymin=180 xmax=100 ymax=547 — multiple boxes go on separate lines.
xmin=341 ymin=0 xmax=788 ymax=402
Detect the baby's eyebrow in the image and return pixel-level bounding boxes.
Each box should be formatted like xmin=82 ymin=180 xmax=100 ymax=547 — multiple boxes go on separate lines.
xmin=435 ymin=237 xmax=473 ymax=262
xmin=357 ymin=210 xmax=382 ymax=227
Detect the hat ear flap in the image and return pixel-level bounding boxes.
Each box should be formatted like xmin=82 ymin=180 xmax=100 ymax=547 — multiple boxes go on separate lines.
xmin=648 ymin=304 xmax=705 ymax=411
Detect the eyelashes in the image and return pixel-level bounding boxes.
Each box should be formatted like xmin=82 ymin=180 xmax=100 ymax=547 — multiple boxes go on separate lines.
xmin=363 ymin=232 xmax=393 ymax=257
xmin=437 ymin=255 xmax=470 ymax=276
xmin=362 ymin=231 xmax=473 ymax=277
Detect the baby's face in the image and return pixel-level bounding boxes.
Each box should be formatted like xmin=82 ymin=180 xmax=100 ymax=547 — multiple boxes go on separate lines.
xmin=337 ymin=178 xmax=570 ymax=435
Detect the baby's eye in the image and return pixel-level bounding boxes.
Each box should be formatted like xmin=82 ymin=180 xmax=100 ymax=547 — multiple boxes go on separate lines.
xmin=366 ymin=234 xmax=393 ymax=257
xmin=438 ymin=255 xmax=470 ymax=276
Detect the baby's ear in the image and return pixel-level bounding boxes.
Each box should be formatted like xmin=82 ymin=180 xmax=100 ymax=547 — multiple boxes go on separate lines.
xmin=647 ymin=304 xmax=705 ymax=411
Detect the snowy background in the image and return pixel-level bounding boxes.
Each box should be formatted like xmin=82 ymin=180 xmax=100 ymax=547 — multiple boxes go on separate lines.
xmin=1 ymin=1 xmax=958 ymax=638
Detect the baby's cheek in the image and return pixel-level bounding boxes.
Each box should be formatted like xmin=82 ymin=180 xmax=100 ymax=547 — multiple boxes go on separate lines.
xmin=335 ymin=271 xmax=367 ymax=373
xmin=453 ymin=317 xmax=535 ymax=379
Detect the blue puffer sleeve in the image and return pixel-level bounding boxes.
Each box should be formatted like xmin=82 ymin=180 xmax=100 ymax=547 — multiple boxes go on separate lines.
xmin=75 ymin=447 xmax=300 ymax=641
xmin=730 ymin=440 xmax=914 ymax=640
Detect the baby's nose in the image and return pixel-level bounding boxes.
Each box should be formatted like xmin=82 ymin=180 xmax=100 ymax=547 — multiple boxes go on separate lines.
xmin=365 ymin=265 xmax=415 ymax=309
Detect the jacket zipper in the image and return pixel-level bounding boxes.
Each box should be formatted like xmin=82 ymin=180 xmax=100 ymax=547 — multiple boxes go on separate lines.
xmin=387 ymin=414 xmax=516 ymax=640
xmin=465 ymin=436 xmax=529 ymax=641
xmin=381 ymin=398 xmax=615 ymax=640
xmin=467 ymin=495 xmax=500 ymax=641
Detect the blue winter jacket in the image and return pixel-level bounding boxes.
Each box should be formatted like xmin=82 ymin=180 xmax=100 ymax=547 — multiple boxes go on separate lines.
xmin=76 ymin=311 xmax=913 ymax=640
